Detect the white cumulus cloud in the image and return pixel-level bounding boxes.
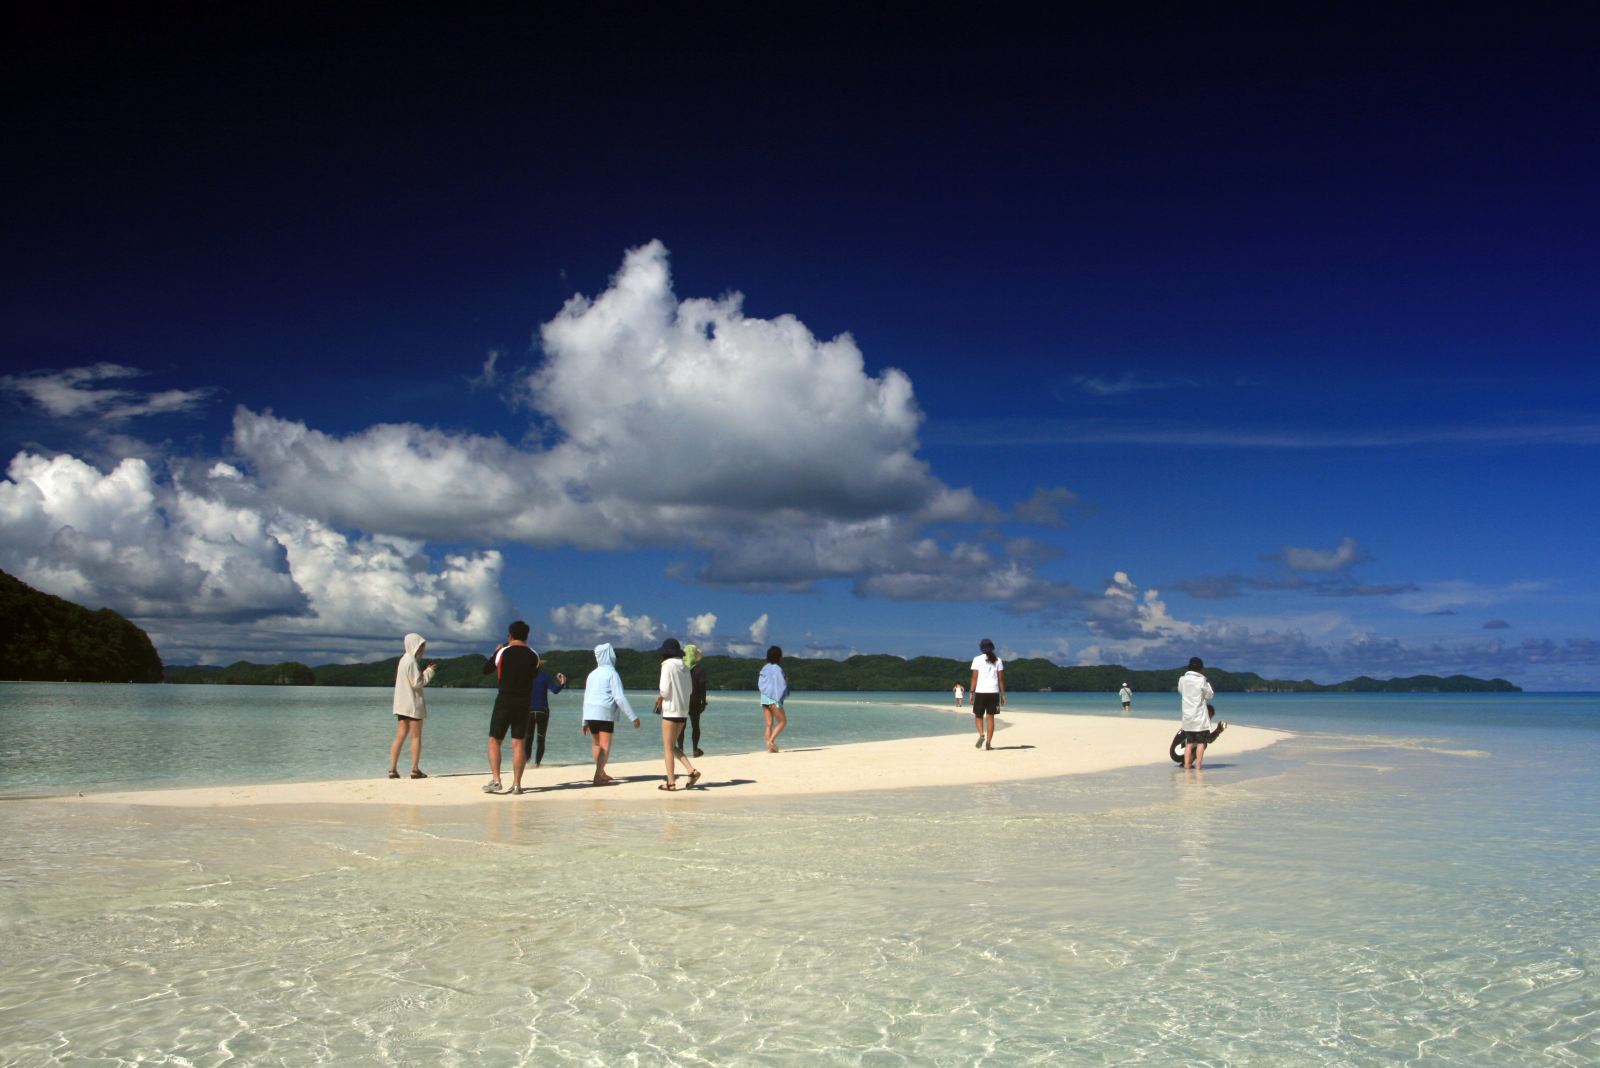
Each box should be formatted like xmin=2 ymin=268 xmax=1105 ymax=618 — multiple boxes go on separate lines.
xmin=0 ymin=451 xmax=508 ymax=660
xmin=228 ymin=240 xmax=990 ymax=587
xmin=547 ymin=602 xmax=667 ymax=649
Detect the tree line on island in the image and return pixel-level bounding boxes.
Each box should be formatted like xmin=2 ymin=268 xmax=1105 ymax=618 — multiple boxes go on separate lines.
xmin=1 ymin=569 xmax=1519 ymax=692
xmin=160 ymin=650 xmax=1519 ymax=693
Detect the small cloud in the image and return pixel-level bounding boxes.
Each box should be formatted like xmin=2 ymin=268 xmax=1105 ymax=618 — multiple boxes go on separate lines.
xmin=686 ymin=612 xmax=717 ymax=640
xmin=1429 ymin=609 xmax=1458 ymax=616
xmin=1483 ymin=619 xmax=1512 ymax=630
xmin=469 ymin=349 xmax=502 ymax=389
xmin=1011 ymin=486 xmax=1080 ymax=527
xmin=1 ymin=364 xmax=213 ymax=422
xmin=749 ymin=612 xmax=770 ymax=645
xmin=1069 ymin=373 xmax=1190 ymax=397
xmin=547 ymin=602 xmax=665 ymax=648
xmin=1279 ymin=537 xmax=1366 ymax=574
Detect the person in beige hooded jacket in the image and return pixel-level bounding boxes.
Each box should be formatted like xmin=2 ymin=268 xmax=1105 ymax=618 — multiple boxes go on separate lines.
xmin=389 ymin=632 xmax=437 ymax=779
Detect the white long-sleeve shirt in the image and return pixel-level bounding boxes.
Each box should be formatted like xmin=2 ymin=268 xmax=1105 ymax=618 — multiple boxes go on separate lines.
xmin=1177 ymin=671 xmax=1214 ymax=731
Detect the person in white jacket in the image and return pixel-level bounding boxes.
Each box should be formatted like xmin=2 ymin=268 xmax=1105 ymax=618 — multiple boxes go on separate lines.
xmin=581 ymin=642 xmax=639 ymax=786
xmin=1177 ymin=657 xmax=1216 ymax=770
xmin=389 ymin=632 xmax=437 ymax=779
xmin=655 ymin=637 xmax=700 ymax=790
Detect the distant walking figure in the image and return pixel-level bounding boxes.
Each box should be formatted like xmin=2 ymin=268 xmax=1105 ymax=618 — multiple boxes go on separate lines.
xmin=953 ymin=682 xmax=965 ymax=707
xmin=969 ymin=638 xmax=1005 ymax=750
xmin=388 ymin=632 xmax=437 ymax=779
xmin=683 ymin=643 xmax=709 ymax=756
xmin=1119 ymin=682 xmax=1132 ymax=713
xmin=1178 ymin=657 xmax=1216 ymax=770
xmin=581 ymin=642 xmax=639 ymax=785
xmin=655 ymin=638 xmax=700 ymax=789
xmin=759 ymin=646 xmax=790 ymax=752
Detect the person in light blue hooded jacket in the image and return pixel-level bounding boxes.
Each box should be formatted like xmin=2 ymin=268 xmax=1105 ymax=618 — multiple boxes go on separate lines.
xmin=581 ymin=643 xmax=639 ymax=785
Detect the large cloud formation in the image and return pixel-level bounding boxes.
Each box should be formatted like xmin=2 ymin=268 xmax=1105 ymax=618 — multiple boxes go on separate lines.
xmin=231 ymin=240 xmax=1017 ymax=593
xmin=0 ymin=242 xmax=1071 ymax=661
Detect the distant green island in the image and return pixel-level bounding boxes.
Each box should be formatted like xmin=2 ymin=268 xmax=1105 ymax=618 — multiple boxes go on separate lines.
xmin=165 ymin=650 xmax=1521 ymax=694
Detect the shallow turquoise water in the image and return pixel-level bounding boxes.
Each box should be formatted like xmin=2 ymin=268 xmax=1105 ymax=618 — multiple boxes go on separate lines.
xmin=1 ymin=687 xmax=1596 ymax=1065
xmin=0 ymin=685 xmax=959 ymax=796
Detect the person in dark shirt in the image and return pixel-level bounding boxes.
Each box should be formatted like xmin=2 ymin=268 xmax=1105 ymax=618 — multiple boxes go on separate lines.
xmin=481 ymin=620 xmax=538 ymax=794
xmin=682 ymin=643 xmax=709 ymax=757
xmin=527 ymin=663 xmax=567 ymax=767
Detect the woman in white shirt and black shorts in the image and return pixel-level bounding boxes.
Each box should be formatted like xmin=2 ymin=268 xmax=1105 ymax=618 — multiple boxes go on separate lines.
xmin=968 ymin=638 xmax=1005 ymax=750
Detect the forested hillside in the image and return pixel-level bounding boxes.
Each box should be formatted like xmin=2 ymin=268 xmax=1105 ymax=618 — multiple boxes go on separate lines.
xmin=0 ymin=569 xmax=164 ymax=683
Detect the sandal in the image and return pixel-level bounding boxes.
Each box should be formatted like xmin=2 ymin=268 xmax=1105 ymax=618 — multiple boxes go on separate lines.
xmin=686 ymin=771 xmax=702 ymax=788
xmin=658 ymin=783 xmax=677 ymax=791
xmin=388 ymin=770 xmax=401 ymax=779
xmin=410 ymin=769 xmax=428 ymax=779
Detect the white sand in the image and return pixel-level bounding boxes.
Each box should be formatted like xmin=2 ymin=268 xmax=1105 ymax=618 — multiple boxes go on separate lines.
xmin=70 ymin=707 xmax=1289 ymax=808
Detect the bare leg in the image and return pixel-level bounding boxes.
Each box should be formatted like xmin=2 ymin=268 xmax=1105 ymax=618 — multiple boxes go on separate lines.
xmin=983 ymin=714 xmax=994 ymax=749
xmin=408 ymin=719 xmax=423 ymax=773
xmin=388 ymin=718 xmax=409 ymax=775
xmin=593 ymin=731 xmax=614 ymax=783
xmin=1183 ymin=741 xmax=1195 ymax=770
xmin=676 ymin=723 xmax=696 ymax=776
xmin=1193 ymin=742 xmax=1206 ymax=770
xmin=768 ymin=707 xmax=787 ymax=752
xmin=488 ymin=736 xmax=503 ymax=786
xmin=763 ymin=704 xmax=775 ymax=749
xmin=511 ymin=737 xmax=528 ymax=791
xmin=663 ymin=718 xmax=680 ymax=785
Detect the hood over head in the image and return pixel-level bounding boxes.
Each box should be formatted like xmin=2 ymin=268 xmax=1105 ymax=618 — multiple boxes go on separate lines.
xmin=404 ymin=632 xmax=427 ymax=658
xmin=682 ymin=643 xmax=701 ymax=668
xmin=593 ymin=642 xmax=616 ymax=668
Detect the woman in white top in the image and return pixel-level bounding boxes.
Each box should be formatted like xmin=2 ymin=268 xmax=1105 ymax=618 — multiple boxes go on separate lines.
xmin=968 ymin=638 xmax=1005 ymax=750
xmin=388 ymin=632 xmax=437 ymax=779
xmin=654 ymin=637 xmax=700 ymax=790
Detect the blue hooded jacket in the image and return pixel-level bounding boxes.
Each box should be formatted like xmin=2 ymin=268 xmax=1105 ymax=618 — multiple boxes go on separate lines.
xmin=581 ymin=642 xmax=638 ymax=724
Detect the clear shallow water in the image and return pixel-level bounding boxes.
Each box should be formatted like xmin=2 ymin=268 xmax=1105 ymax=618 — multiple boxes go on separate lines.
xmin=1 ymin=687 xmax=1597 ymax=1065
xmin=0 ymin=685 xmax=957 ymax=797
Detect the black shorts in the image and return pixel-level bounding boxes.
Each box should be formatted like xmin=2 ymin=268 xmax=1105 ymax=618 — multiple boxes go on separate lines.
xmin=1181 ymin=730 xmax=1212 ymax=745
xmin=490 ymin=703 xmax=532 ymax=741
xmin=584 ymin=719 xmax=615 ymax=734
xmin=972 ymin=692 xmax=1000 ymax=717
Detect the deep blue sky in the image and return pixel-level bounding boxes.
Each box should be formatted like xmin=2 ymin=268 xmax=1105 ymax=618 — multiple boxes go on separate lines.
xmin=3 ymin=8 xmax=1596 ymax=687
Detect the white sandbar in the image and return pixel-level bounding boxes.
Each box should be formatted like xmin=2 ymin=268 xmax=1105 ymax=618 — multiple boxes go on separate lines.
xmin=70 ymin=707 xmax=1288 ymax=808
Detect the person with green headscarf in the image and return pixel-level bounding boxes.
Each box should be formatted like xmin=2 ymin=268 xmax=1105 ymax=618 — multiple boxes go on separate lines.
xmin=682 ymin=643 xmax=709 ymax=757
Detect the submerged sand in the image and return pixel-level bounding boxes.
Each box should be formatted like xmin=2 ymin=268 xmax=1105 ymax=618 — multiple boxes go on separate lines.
xmin=69 ymin=706 xmax=1288 ymax=808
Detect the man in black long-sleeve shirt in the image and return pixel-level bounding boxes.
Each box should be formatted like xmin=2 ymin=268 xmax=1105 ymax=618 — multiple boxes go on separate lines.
xmin=482 ymin=620 xmax=538 ymax=794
